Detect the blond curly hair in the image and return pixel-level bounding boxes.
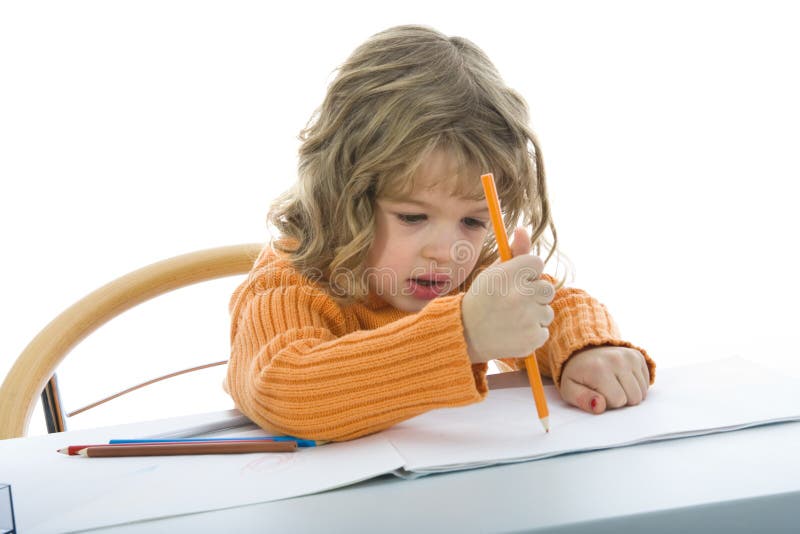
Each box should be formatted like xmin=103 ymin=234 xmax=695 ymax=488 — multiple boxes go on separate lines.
xmin=268 ymin=25 xmax=568 ymax=303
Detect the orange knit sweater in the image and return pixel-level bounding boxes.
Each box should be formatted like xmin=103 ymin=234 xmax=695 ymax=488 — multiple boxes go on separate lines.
xmin=225 ymin=246 xmax=655 ymax=442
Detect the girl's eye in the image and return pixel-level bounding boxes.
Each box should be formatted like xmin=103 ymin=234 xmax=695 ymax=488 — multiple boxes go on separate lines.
xmin=463 ymin=217 xmax=488 ymax=229
xmin=397 ymin=214 xmax=427 ymax=224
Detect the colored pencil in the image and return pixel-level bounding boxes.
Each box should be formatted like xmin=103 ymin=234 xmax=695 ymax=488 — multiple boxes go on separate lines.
xmin=77 ymin=440 xmax=297 ymax=457
xmin=481 ymin=173 xmax=551 ymax=433
xmin=58 ymin=437 xmax=317 ymax=456
xmin=109 ymin=436 xmax=319 ymax=447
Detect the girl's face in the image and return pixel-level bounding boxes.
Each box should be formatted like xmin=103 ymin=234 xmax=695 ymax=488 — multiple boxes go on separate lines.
xmin=366 ymin=150 xmax=490 ymax=312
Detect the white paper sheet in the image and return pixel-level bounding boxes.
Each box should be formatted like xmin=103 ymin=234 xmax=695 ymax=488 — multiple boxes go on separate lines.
xmin=0 ymin=410 xmax=404 ymax=533
xmin=1 ymin=357 xmax=798 ymax=532
xmin=31 ymin=433 xmax=403 ymax=533
xmin=385 ymin=357 xmax=800 ymax=477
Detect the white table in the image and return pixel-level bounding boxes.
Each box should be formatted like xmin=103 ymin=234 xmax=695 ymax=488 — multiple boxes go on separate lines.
xmin=4 ymin=359 xmax=800 ymax=533
xmin=57 ymin=420 xmax=800 ymax=533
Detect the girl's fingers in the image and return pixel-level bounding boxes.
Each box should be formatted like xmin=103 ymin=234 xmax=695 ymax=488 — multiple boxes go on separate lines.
xmin=629 ymin=349 xmax=649 ymax=399
xmin=560 ymin=377 xmax=607 ymax=414
xmin=634 ymin=367 xmax=649 ymax=401
xmin=596 ymin=375 xmax=627 ymax=409
xmin=641 ymin=357 xmax=651 ymax=384
xmin=560 ymin=348 xmax=652 ymax=415
xmin=617 ymin=372 xmax=644 ymax=406
xmin=531 ymin=280 xmax=555 ymax=305
xmin=538 ymin=303 xmax=555 ymax=327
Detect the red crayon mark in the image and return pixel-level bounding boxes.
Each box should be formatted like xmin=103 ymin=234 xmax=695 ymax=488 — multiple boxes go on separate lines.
xmin=591 ymin=398 xmax=598 ymax=410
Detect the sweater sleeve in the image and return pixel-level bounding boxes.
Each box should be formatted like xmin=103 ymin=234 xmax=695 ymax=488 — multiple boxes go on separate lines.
xmin=224 ymin=266 xmax=486 ymax=442
xmin=499 ymin=275 xmax=655 ymax=388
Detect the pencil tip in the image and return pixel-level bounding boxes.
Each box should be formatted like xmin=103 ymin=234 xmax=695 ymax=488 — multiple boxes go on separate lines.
xmin=541 ymin=416 xmax=550 ymax=433
xmin=57 ymin=447 xmax=67 ymax=454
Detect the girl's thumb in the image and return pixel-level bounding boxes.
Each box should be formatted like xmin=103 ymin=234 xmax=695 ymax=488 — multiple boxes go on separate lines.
xmin=510 ymin=227 xmax=531 ymax=257
xmin=560 ymin=378 xmax=607 ymax=414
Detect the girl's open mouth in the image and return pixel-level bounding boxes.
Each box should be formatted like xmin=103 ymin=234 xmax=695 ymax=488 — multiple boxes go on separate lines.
xmin=408 ymin=277 xmax=451 ymax=299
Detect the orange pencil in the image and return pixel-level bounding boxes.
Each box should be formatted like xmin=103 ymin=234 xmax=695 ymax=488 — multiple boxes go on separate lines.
xmin=481 ymin=173 xmax=550 ymax=433
xmin=77 ymin=440 xmax=297 ymax=457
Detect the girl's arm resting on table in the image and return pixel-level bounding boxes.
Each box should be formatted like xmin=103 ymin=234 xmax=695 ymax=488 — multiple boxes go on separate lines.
xmin=225 ymin=288 xmax=486 ymax=442
xmin=499 ymin=276 xmax=655 ymax=394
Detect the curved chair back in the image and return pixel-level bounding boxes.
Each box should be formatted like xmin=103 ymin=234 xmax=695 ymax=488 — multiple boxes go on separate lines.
xmin=0 ymin=243 xmax=263 ymax=439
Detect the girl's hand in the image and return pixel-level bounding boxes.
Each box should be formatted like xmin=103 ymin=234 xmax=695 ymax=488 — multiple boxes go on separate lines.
xmin=462 ymin=228 xmax=555 ymax=364
xmin=559 ymin=346 xmax=650 ymax=413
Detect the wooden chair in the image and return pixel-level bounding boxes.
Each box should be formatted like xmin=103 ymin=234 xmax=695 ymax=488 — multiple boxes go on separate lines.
xmin=0 ymin=243 xmax=263 ymax=440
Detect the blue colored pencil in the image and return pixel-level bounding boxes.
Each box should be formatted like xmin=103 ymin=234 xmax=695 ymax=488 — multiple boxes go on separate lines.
xmin=108 ymin=436 xmax=319 ymax=447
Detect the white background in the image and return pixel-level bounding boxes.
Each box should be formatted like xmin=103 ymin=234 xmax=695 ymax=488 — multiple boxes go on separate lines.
xmin=2 ymin=0 xmax=798 ymax=436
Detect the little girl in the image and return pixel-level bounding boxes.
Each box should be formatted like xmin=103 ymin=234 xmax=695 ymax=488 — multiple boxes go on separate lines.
xmin=225 ymin=25 xmax=655 ymax=441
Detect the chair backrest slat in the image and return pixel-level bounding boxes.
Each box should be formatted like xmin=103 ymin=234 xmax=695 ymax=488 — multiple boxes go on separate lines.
xmin=0 ymin=243 xmax=262 ymax=439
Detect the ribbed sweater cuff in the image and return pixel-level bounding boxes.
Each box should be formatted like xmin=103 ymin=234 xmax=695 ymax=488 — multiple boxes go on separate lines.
xmin=547 ymin=293 xmax=655 ymax=388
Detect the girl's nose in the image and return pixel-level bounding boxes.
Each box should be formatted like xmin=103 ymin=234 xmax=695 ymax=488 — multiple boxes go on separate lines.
xmin=421 ymin=228 xmax=456 ymax=265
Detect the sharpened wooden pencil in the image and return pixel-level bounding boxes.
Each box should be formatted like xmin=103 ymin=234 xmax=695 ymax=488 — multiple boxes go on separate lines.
xmin=481 ymin=172 xmax=551 ymax=433
xmin=77 ymin=440 xmax=298 ymax=457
